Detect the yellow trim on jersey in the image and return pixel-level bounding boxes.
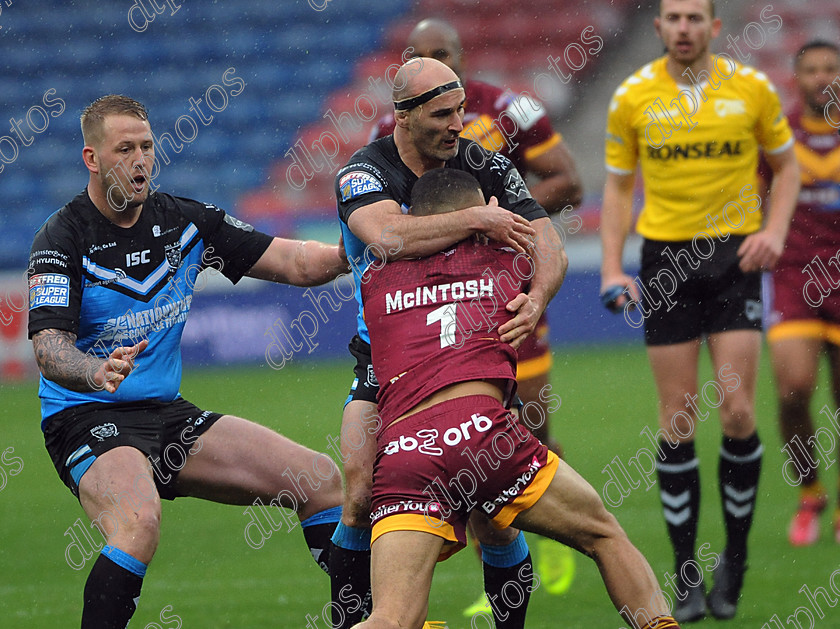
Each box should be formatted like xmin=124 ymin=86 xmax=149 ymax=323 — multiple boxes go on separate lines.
xmin=605 ymin=55 xmax=793 ymax=241
xmin=371 ymin=514 xmax=464 ymax=561
xmin=493 ymin=450 xmax=560 ymax=529
xmin=523 ymin=133 xmax=562 ymax=162
xmin=462 ymin=114 xmax=507 ymax=153
xmin=768 ymin=320 xmax=840 ymax=345
xmin=795 ymin=139 xmax=840 ymax=185
xmin=516 ymin=351 xmax=553 ymax=380
xmin=800 ymin=113 xmax=837 ymax=135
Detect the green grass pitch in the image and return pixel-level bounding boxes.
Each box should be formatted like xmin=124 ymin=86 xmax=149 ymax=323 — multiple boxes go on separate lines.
xmin=1 ymin=344 xmax=838 ymax=627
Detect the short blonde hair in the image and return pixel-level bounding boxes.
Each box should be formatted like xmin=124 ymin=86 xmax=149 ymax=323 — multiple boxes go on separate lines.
xmin=81 ymin=94 xmax=148 ymax=146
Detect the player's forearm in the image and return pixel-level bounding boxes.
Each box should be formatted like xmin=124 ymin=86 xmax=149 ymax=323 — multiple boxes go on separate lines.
xmin=763 ymin=158 xmax=800 ymax=243
xmin=294 ymin=241 xmax=349 ymax=286
xmin=528 ymin=217 xmax=568 ymax=313
xmin=248 ymin=239 xmax=348 ymax=286
xmin=376 ymin=210 xmax=480 ymax=260
xmin=529 ymin=173 xmax=583 ymax=214
xmin=32 ymin=329 xmax=102 ymax=392
xmin=599 ymin=180 xmax=635 ymax=276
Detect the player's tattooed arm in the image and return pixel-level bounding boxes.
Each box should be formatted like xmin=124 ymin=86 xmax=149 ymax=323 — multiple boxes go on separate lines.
xmin=32 ymin=329 xmax=148 ymax=393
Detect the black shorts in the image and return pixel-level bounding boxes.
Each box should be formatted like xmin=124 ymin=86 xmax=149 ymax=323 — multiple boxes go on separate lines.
xmin=43 ymin=397 xmax=222 ymax=500
xmin=640 ymin=236 xmax=762 ymax=346
xmin=344 ymin=334 xmax=379 ymax=406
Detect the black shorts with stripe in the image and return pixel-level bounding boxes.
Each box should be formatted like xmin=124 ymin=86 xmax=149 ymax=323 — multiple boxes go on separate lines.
xmin=43 ymin=397 xmax=222 ymax=500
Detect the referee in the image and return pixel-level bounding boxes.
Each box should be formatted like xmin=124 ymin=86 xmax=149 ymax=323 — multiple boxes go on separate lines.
xmin=600 ymin=0 xmax=799 ymax=622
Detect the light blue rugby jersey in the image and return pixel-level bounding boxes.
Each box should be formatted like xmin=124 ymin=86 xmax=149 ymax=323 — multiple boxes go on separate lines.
xmin=28 ymin=190 xmax=272 ymax=427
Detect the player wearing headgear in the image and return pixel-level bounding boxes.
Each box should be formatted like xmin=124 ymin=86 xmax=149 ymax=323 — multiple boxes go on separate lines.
xmin=330 ymin=57 xmax=566 ymax=628
xmin=369 ymin=19 xmax=584 ymax=605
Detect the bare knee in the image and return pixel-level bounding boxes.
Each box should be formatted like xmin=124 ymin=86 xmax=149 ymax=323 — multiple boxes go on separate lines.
xmin=719 ymin=397 xmax=756 ymax=438
xmin=554 ymin=496 xmax=625 ymax=558
xmin=99 ymin=507 xmax=161 ymax=564
xmin=297 ymin=463 xmax=344 ymax=522
xmin=778 ymin=385 xmax=811 ymax=415
xmin=586 ymin=510 xmax=632 ymax=560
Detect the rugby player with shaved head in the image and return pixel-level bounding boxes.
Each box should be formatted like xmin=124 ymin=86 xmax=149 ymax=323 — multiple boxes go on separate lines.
xmin=371 ymin=21 xmax=584 ymax=612
xmin=330 ymin=57 xmax=567 ymax=628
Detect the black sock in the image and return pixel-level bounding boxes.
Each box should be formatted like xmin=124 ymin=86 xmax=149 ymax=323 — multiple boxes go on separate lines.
xmin=328 ymin=523 xmax=371 ymax=629
xmin=301 ymin=506 xmax=342 ymax=574
xmin=656 ymin=440 xmax=700 ymax=578
xmin=481 ymin=533 xmax=532 ymax=629
xmin=81 ymin=546 xmax=145 ymax=629
xmin=719 ymin=433 xmax=762 ymax=564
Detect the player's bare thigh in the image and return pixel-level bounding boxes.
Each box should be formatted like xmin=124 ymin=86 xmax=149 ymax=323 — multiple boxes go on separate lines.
xmin=340 ymin=399 xmax=379 ymax=527
xmin=174 ymin=414 xmax=342 ymax=520
xmin=510 ymin=456 xmax=618 ymax=555
xmin=78 ymin=445 xmax=162 ymax=564
xmin=512 ymin=458 xmax=668 ymax=621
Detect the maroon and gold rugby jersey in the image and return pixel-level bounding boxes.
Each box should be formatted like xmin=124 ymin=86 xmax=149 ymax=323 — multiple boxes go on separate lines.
xmin=360 ymin=239 xmax=529 ymax=425
xmin=778 ymin=110 xmax=840 ymax=269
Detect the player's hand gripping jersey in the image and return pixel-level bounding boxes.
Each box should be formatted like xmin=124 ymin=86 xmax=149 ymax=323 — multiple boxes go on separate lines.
xmin=336 ymin=135 xmax=545 ymax=345
xmin=28 ymin=191 xmax=271 ymax=423
xmin=360 ymin=238 xmax=529 ymax=425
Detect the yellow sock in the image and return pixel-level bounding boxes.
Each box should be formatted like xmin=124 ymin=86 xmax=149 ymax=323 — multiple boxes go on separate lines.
xmin=801 ymin=480 xmax=827 ymax=501
xmin=640 ymin=616 xmax=680 ymax=629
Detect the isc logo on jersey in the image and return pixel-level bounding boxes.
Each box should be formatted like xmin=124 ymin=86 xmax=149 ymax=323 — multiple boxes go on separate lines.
xmin=28 ymin=273 xmax=70 ymax=309
xmin=339 ymin=171 xmax=383 ymax=201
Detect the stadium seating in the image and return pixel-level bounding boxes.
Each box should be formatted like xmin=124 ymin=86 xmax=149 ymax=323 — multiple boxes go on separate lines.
xmin=4 ymin=0 xmax=820 ymax=270
xmin=0 ymin=0 xmax=410 ymax=268
xmin=234 ymin=0 xmax=640 ymax=223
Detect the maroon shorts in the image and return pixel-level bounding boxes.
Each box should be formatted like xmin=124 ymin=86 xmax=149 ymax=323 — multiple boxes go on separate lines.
xmin=516 ymin=313 xmax=551 ymax=381
xmin=767 ymin=265 xmax=840 ymax=345
xmin=370 ymin=395 xmax=558 ymax=560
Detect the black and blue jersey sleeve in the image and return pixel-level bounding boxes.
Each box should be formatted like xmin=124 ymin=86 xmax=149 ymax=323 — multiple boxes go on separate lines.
xmin=169 ymin=196 xmax=273 ymax=284
xmin=27 ymin=211 xmax=83 ymax=338
xmin=458 ymin=138 xmax=547 ymax=222
xmin=335 ymin=162 xmax=394 ymax=224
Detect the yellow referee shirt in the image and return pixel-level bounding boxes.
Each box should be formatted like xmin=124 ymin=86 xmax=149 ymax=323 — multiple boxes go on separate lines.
xmin=606 ymin=55 xmax=793 ymax=241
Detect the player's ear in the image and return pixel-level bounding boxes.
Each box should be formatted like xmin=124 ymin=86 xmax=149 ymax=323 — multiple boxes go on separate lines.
xmin=710 ymin=16 xmax=722 ymax=38
xmin=653 ymin=16 xmax=662 ymax=38
xmin=394 ymin=109 xmax=410 ymax=129
xmin=82 ymin=145 xmax=99 ymax=174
